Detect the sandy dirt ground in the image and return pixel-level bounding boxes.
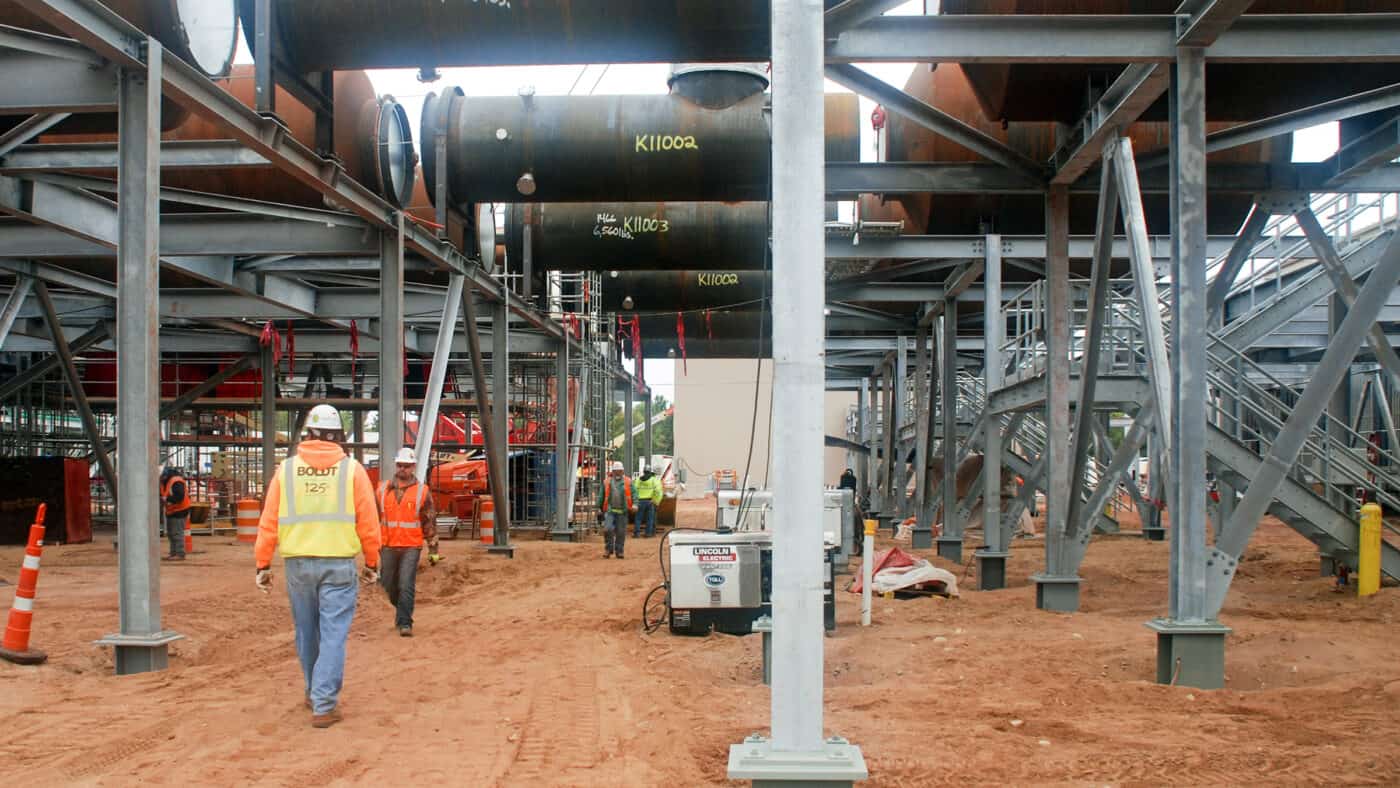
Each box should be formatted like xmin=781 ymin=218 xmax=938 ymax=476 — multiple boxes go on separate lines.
xmin=1 ymin=499 xmax=1398 ymax=786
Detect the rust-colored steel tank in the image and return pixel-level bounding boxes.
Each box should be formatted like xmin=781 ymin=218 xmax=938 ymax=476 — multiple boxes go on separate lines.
xmin=47 ymin=66 xmax=416 ymax=209
xmin=939 ymin=1 xmax=1400 ymax=123
xmin=864 ymin=63 xmax=1287 ymax=235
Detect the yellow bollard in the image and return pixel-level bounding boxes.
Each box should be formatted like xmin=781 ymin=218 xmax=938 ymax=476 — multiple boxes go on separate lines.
xmin=1358 ymin=503 xmax=1382 ymax=597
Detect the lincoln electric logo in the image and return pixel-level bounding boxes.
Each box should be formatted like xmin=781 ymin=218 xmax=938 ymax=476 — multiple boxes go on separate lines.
xmin=696 ymin=272 xmax=739 ymax=287
xmin=693 ymin=546 xmax=737 ymax=562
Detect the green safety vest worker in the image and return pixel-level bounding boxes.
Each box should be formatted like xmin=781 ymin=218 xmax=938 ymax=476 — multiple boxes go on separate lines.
xmin=635 ymin=474 xmax=664 ymax=504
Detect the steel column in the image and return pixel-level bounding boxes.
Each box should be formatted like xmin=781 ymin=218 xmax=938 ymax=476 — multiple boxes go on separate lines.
xmin=644 ymin=389 xmax=654 ymax=467
xmin=552 ymin=338 xmax=572 ymax=540
xmin=910 ymin=320 xmax=933 ymax=549
xmin=625 ymin=378 xmax=635 ymax=474
xmin=490 ymin=297 xmax=512 ymax=555
xmin=102 ymin=42 xmax=178 ymax=674
xmin=461 ymin=287 xmax=513 ymax=557
xmin=0 ymin=274 xmax=33 ymax=349
xmin=1035 ymin=184 xmax=1076 ymax=611
xmin=413 ymin=274 xmax=465 ymax=482
xmin=32 ymin=280 xmax=117 ymax=496
xmin=857 ymin=377 xmax=870 ymax=503
xmin=728 ymin=1 xmax=865 ymax=780
xmin=260 ymin=344 xmax=277 ymax=485
xmin=937 ymin=296 xmax=961 ymax=562
xmin=893 ymin=334 xmax=910 ymax=519
xmin=977 ymin=235 xmax=1007 ymax=589
xmin=379 ymin=216 xmax=405 ymax=469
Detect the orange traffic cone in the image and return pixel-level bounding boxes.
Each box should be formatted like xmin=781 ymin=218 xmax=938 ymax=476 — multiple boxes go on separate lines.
xmin=0 ymin=503 xmax=48 ymax=665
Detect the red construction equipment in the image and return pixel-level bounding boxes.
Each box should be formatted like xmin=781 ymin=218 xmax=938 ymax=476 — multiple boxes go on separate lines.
xmin=1 ymin=504 xmax=49 ymax=665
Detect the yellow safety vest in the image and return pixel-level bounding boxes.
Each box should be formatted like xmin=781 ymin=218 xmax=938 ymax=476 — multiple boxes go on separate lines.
xmin=277 ymin=456 xmax=361 ymax=558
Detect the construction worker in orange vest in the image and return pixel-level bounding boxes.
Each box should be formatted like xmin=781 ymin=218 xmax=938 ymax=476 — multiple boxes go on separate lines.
xmin=254 ymin=404 xmax=381 ymax=729
xmin=160 ymin=466 xmax=192 ymax=561
xmin=377 ymin=447 xmax=438 ymax=637
xmin=598 ymin=460 xmax=635 ymax=559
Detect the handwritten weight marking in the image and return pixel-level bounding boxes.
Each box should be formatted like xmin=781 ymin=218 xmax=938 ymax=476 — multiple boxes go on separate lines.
xmin=635 ymin=134 xmax=699 ymax=153
xmin=592 ymin=213 xmax=671 ymax=241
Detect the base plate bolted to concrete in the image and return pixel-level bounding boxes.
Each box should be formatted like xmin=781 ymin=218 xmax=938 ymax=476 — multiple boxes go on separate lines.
xmin=0 ymin=645 xmax=47 ymax=665
xmin=1031 ymin=573 xmax=1081 ymax=612
xmin=1142 ymin=527 xmax=1166 ymax=542
xmin=910 ymin=527 xmax=933 ymax=550
xmin=728 ymin=735 xmax=868 ymax=786
xmin=974 ymin=550 xmax=1009 ymax=591
xmin=486 ymin=545 xmax=516 ymax=558
xmin=1146 ymin=618 xmax=1231 ymax=690
xmin=935 ymin=536 xmax=963 ymax=564
xmin=548 ymin=529 xmax=576 ymax=543
xmin=95 ymin=630 xmax=184 ymax=675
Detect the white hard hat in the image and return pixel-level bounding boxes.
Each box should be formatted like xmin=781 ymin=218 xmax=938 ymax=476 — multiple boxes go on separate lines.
xmin=610 ymin=461 xmax=625 ymax=472
xmin=306 ymin=404 xmax=342 ymax=432
xmin=394 ymin=447 xmax=416 ymax=465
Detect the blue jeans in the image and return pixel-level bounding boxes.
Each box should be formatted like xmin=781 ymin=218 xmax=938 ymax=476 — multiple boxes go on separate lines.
xmin=284 ymin=557 xmax=359 ymax=715
xmin=634 ymin=501 xmax=657 ymax=537
xmin=379 ymin=547 xmax=420 ymax=628
xmin=603 ymin=511 xmax=627 ymax=556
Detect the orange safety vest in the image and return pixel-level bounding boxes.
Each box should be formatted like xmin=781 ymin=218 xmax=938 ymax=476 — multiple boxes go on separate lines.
xmin=379 ymin=481 xmax=427 ymax=548
xmin=601 ymin=477 xmax=633 ymax=512
xmin=162 ymin=475 xmax=191 ymax=516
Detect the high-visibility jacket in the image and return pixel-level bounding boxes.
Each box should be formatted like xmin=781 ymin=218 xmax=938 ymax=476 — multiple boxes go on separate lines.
xmin=634 ymin=475 xmax=663 ymax=504
xmin=275 ymin=455 xmax=362 ymax=559
xmin=599 ymin=476 xmax=633 ymax=512
xmin=379 ymin=481 xmax=428 ymax=548
xmin=162 ymin=475 xmax=191 ymax=516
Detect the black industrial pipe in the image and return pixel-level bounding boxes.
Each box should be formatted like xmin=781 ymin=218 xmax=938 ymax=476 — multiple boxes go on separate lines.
xmin=602 ymin=270 xmax=770 ymax=312
xmin=237 ymin=1 xmax=841 ymax=72
xmin=506 ymin=202 xmax=770 ymax=272
xmin=425 ymin=92 xmax=860 ymax=205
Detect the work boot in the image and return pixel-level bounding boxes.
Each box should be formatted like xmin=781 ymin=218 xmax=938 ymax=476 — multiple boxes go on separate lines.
xmin=399 ymin=626 xmax=412 ymax=637
xmin=304 ymin=696 xmax=311 ymax=710
xmin=161 ymin=555 xmax=185 ymax=562
xmin=603 ymin=552 xmax=612 ymax=559
xmin=311 ymin=708 xmax=343 ymax=728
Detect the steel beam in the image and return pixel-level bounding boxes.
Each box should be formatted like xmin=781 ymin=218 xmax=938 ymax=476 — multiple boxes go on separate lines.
xmin=828 ymin=233 xmax=1258 ymax=262
xmin=1 ymin=140 xmax=266 ymax=171
xmin=1051 ymin=65 xmax=1169 ymax=185
xmin=0 ymin=321 xmax=107 ymax=398
xmin=413 ymin=274 xmax=465 ymax=482
xmin=823 ymin=0 xmax=908 ymax=35
xmin=825 ymin=13 xmax=1400 ymax=63
xmin=977 ymin=235 xmax=1007 ymax=588
xmin=1069 ymin=406 xmax=1155 ymax=567
xmin=1294 ymin=207 xmax=1400 ymax=389
xmin=490 ymin=296 xmax=512 ymax=556
xmin=911 ymin=321 xmax=932 ymax=548
xmin=825 ymin=64 xmax=1044 ymax=183
xmin=937 ymin=296 xmax=961 ymax=563
xmin=1036 ymin=184 xmax=1076 ymax=608
xmin=1205 ymin=205 xmax=1270 ymax=323
xmin=378 ymin=219 xmax=404 ymax=469
xmin=460 ymin=287 xmax=512 ymax=556
xmin=0 ymin=274 xmax=33 ymax=350
xmin=1176 ymin=0 xmax=1257 ymax=47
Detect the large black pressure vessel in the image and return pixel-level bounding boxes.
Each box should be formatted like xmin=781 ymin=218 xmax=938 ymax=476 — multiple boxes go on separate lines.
xmin=624 ymin=312 xmax=772 ymax=359
xmin=238 ymin=1 xmax=840 ymax=72
xmin=602 ymin=271 xmax=770 ymax=312
xmin=506 ymin=202 xmax=770 ymax=271
xmin=426 ymin=92 xmax=860 ymax=205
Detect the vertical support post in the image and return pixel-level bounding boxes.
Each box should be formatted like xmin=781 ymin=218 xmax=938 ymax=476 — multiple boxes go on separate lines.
xmin=937 ymin=297 xmax=962 ymax=562
xmin=261 ymin=343 xmax=277 ymax=485
xmin=32 ymin=281 xmax=117 ymax=498
xmin=252 ymin=0 xmax=275 ymax=114
xmin=552 ymin=338 xmax=573 ymax=541
xmin=977 ymin=235 xmax=1007 ymax=590
xmin=1034 ymin=185 xmax=1077 ymax=613
xmin=894 ymin=334 xmax=909 ymax=518
xmin=1327 ymin=293 xmax=1351 ymax=513
xmin=98 ymin=41 xmax=180 ymax=674
xmin=911 ymin=320 xmax=932 ymax=549
xmin=414 ymin=274 xmax=465 ymax=482
xmin=0 ymin=274 xmax=33 ymax=350
xmin=1148 ymin=47 xmax=1230 ymax=691
xmin=728 ymin=0 xmax=865 ymax=783
xmin=644 ymin=388 xmax=654 ymax=467
xmin=857 ymin=377 xmax=871 ymax=507
xmin=461 ymin=287 xmax=513 ymax=557
xmin=379 ymin=215 xmax=405 ymax=470
xmin=882 ymin=362 xmax=896 ymax=515
xmin=491 ymin=297 xmax=512 ymax=554
xmin=625 ymin=377 xmax=635 ymax=475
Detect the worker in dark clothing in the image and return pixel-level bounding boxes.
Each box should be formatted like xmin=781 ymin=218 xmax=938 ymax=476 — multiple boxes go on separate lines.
xmin=838 ymin=468 xmax=858 ymax=491
xmin=161 ymin=465 xmax=192 ymax=561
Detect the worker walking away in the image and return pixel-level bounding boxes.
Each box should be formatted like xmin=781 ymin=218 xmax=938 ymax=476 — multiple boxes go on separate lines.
xmin=253 ymin=404 xmax=381 ymax=729
xmin=378 ymin=447 xmax=438 ymax=637
xmin=633 ymin=465 xmax=663 ymax=538
xmin=160 ymin=466 xmax=192 ymax=562
xmin=598 ymin=460 xmax=635 ymax=559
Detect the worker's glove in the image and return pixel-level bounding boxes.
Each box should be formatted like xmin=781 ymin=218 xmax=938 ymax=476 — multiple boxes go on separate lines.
xmin=360 ymin=565 xmax=380 ymax=585
xmin=427 ymin=552 xmax=444 ymax=567
xmin=427 ymin=538 xmax=440 ymax=555
xmin=255 ymin=568 xmax=273 ymax=594
xmin=630 ymin=505 xmax=638 ymax=514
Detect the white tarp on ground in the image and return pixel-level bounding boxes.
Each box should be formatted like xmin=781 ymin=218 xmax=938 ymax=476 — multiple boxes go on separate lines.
xmin=870 ymin=560 xmax=960 ymax=597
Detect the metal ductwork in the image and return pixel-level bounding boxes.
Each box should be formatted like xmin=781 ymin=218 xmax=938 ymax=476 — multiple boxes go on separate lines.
xmin=423 ymin=91 xmax=858 ymax=205
xmin=236 ymin=1 xmax=842 ymax=72
xmin=505 ymin=202 xmax=770 ymax=271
